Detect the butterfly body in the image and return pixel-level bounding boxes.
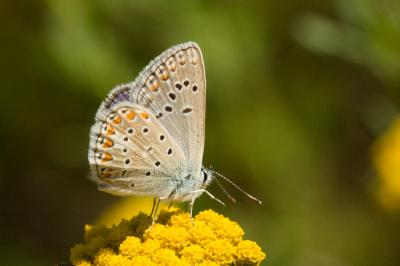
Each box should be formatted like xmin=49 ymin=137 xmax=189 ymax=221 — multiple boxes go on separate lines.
xmin=88 ymin=42 xmax=214 ymax=205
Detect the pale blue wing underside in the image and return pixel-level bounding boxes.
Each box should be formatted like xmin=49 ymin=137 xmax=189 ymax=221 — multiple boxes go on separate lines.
xmin=88 ymin=42 xmax=206 ymax=198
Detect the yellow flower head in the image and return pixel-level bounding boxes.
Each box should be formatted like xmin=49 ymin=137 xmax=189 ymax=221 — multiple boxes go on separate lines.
xmin=71 ymin=208 xmax=266 ymax=265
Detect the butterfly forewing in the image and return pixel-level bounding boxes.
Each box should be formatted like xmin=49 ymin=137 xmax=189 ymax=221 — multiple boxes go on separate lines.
xmin=131 ymin=42 xmax=206 ymax=177
xmin=89 ymin=103 xmax=186 ymax=197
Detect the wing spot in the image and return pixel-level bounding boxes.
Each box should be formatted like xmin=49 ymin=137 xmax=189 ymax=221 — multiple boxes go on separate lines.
xmin=130 ymin=183 xmax=135 ymax=187
xmin=98 ymin=136 xmax=114 ymax=148
xmin=165 ymin=105 xmax=173 ymax=112
xmin=192 ymin=85 xmax=198 ymax=92
xmin=123 ymin=136 xmax=129 ymax=142
xmin=146 ymin=75 xmax=160 ymax=92
xmin=146 ymin=171 xmax=151 ymax=176
xmin=155 ymin=161 xmax=160 ymax=166
xmin=184 ymin=79 xmax=190 ymax=87
xmin=102 ymin=124 xmax=115 ymax=135
xmin=147 ymin=147 xmax=153 ymax=153
xmin=110 ymin=114 xmax=122 ymax=124
xmin=168 ymin=92 xmax=176 ymax=101
xmin=122 ymin=170 xmax=127 ymax=176
xmin=187 ymin=47 xmax=199 ymax=65
xmin=142 ymin=127 xmax=149 ymax=133
xmin=182 ymin=107 xmax=193 ymax=114
xmin=166 ymin=57 xmax=177 ymax=72
xmin=100 ymin=152 xmax=113 ymax=162
xmin=125 ymin=158 xmax=131 ymax=165
xmin=123 ymin=148 xmax=128 ymax=153
xmin=175 ymin=82 xmax=182 ymax=91
xmin=167 ymin=148 xmax=173 ymax=155
xmin=140 ymin=112 xmax=149 ymax=120
xmin=176 ymin=50 xmax=186 ymax=65
xmin=156 ymin=65 xmax=169 ymax=80
xmin=156 ymin=112 xmax=163 ymax=119
xmin=126 ymin=111 xmax=136 ymax=120
xmin=160 ymin=135 xmax=165 ymax=141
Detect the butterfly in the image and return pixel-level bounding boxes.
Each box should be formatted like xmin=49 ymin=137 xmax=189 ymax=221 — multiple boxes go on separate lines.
xmin=88 ymin=42 xmax=260 ymax=222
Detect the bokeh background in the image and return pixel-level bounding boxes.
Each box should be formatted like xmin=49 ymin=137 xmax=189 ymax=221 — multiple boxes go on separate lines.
xmin=1 ymin=0 xmax=400 ymax=265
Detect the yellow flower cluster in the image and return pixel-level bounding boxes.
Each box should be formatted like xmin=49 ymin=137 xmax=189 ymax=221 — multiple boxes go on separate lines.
xmin=71 ymin=208 xmax=266 ymax=265
xmin=372 ymin=117 xmax=400 ymax=210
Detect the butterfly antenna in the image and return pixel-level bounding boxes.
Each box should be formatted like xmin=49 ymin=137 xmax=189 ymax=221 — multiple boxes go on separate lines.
xmin=215 ymin=178 xmax=237 ymax=204
xmin=211 ymin=170 xmax=262 ymax=204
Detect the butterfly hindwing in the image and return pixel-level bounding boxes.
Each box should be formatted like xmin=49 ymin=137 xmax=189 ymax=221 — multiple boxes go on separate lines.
xmin=89 ymin=103 xmax=187 ymax=197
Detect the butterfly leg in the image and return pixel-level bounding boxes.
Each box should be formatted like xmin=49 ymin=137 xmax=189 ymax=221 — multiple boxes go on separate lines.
xmin=190 ymin=189 xmax=225 ymax=207
xmin=149 ymin=197 xmax=157 ymax=218
xmin=151 ymin=198 xmax=161 ymax=227
xmin=190 ymin=198 xmax=197 ymax=223
xmin=168 ymin=201 xmax=174 ymax=209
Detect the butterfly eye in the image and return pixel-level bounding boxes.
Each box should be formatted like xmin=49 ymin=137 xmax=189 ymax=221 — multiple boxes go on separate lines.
xmin=203 ymin=170 xmax=208 ymax=183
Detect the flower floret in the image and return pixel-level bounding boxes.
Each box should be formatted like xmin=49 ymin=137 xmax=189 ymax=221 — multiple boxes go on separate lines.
xmin=70 ymin=209 xmax=266 ymax=265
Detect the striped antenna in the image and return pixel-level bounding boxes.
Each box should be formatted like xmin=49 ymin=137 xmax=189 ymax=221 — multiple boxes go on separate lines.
xmin=215 ymin=178 xmax=237 ymax=203
xmin=211 ymin=170 xmax=262 ymax=205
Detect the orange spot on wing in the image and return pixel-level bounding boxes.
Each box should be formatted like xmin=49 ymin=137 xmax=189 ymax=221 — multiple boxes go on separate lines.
xmin=102 ymin=138 xmax=114 ymax=148
xmin=140 ymin=112 xmax=149 ymax=120
xmin=147 ymin=76 xmax=160 ymax=92
xmin=101 ymin=152 xmax=113 ymax=162
xmin=126 ymin=111 xmax=136 ymax=120
xmin=102 ymin=172 xmax=112 ymax=178
xmin=149 ymin=80 xmax=160 ymax=91
xmin=113 ymin=115 xmax=122 ymax=124
xmin=106 ymin=125 xmax=115 ymax=135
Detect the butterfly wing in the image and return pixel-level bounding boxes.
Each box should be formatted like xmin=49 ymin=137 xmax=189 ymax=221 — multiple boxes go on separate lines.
xmin=89 ymin=42 xmax=205 ymax=198
xmin=89 ymin=103 xmax=187 ymax=198
xmin=130 ymin=42 xmax=206 ymax=176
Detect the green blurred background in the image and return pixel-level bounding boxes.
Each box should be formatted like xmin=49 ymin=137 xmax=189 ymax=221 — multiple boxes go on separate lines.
xmin=1 ymin=0 xmax=400 ymax=265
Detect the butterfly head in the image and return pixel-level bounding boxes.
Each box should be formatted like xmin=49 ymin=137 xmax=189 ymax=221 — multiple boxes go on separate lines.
xmin=200 ymin=167 xmax=215 ymax=189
